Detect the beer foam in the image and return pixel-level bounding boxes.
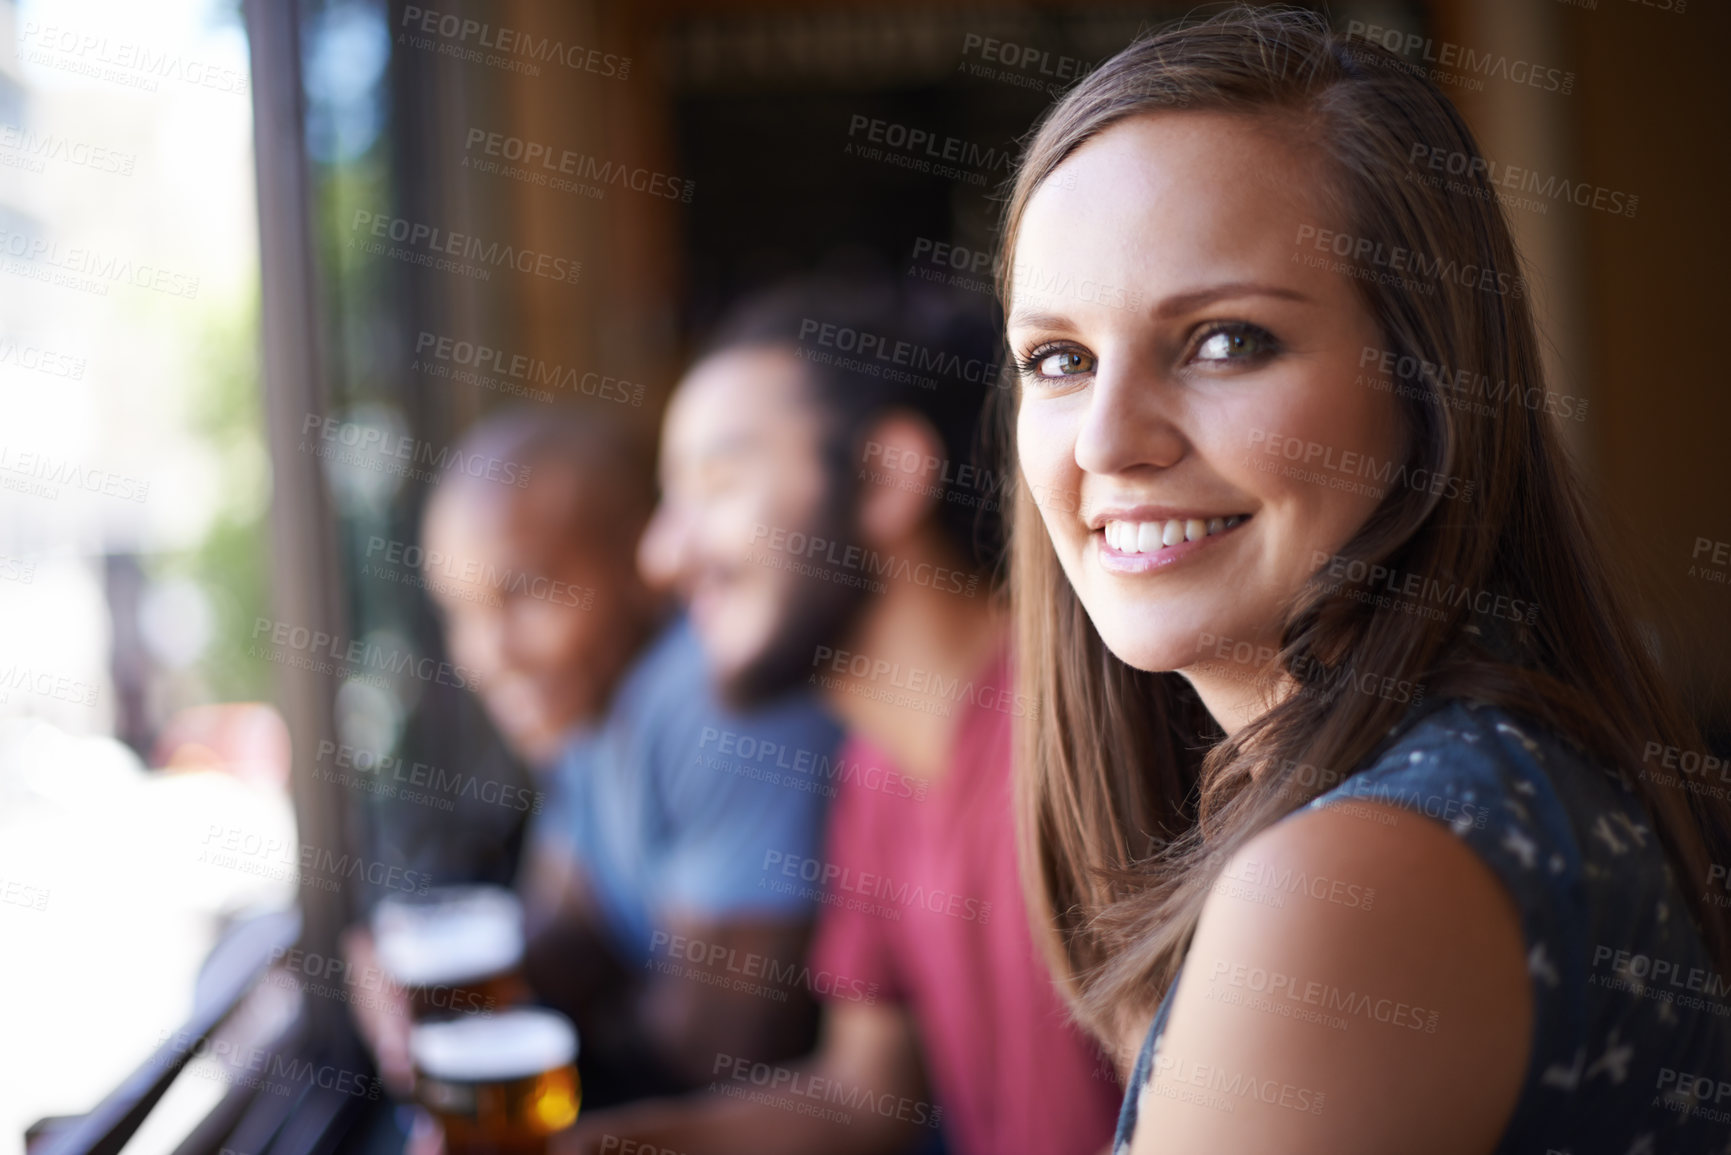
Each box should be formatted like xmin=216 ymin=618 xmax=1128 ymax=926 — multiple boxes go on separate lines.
xmin=410 ymin=1007 xmax=579 ymax=1081
xmin=374 ymin=885 xmax=525 ymax=986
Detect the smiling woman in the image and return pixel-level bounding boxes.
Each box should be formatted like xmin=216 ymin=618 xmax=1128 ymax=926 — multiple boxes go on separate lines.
xmin=1000 ymin=7 xmax=1731 ymax=1155
xmin=1009 ymin=116 xmax=1402 ymax=719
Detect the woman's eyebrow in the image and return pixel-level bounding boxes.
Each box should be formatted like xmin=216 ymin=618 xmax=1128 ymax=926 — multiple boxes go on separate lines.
xmin=1005 ymin=308 xmax=1073 ymax=334
xmin=1009 ymin=283 xmax=1313 ymax=333
xmin=1152 ymin=282 xmax=1312 ymax=318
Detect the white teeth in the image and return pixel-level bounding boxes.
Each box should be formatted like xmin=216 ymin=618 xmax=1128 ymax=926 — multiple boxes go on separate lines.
xmin=1102 ymin=515 xmax=1247 ymax=554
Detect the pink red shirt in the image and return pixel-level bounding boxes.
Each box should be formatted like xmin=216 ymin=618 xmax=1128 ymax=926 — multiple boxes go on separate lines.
xmin=809 ymin=649 xmax=1119 ymax=1155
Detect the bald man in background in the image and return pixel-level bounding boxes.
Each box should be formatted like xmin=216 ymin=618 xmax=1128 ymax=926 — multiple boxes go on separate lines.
xmin=343 ymin=406 xmax=842 ymax=1109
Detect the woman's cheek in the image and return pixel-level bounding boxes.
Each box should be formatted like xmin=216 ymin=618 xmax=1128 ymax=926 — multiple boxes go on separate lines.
xmin=1018 ymin=400 xmax=1077 ymax=500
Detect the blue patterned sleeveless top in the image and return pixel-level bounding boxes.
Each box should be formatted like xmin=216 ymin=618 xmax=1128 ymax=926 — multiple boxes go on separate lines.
xmin=1113 ymin=700 xmax=1731 ymax=1155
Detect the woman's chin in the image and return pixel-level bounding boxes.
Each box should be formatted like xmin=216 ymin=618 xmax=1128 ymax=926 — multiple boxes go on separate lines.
xmin=1093 ymin=629 xmax=1195 ymax=676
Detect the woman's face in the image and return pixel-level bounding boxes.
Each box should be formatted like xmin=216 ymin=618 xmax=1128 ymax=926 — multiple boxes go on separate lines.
xmin=1010 ymin=111 xmax=1403 ymax=729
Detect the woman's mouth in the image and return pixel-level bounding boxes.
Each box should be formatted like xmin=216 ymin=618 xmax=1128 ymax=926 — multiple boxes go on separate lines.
xmin=1101 ymin=514 xmax=1247 ymax=554
xmin=1094 ymin=514 xmax=1250 ymax=573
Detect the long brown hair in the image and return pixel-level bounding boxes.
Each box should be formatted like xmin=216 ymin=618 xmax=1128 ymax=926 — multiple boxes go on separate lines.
xmin=1000 ymin=5 xmax=1731 ymax=1050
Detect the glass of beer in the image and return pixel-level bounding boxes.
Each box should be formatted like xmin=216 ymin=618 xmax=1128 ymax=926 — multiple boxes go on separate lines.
xmin=410 ymin=1007 xmax=581 ymax=1155
xmin=373 ymin=885 xmax=530 ymax=1021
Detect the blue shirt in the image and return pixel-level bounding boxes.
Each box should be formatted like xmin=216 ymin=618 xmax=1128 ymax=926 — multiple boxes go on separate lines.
xmin=534 ymin=617 xmax=842 ymax=964
xmin=1115 ymin=700 xmax=1731 ymax=1155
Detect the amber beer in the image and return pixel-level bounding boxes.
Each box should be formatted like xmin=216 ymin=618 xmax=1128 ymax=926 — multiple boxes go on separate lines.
xmin=373 ymin=885 xmax=530 ymax=1021
xmin=411 ymin=1008 xmax=581 ymax=1155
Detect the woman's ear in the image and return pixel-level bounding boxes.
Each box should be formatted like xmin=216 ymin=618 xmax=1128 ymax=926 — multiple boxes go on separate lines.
xmin=856 ymin=410 xmax=948 ymax=549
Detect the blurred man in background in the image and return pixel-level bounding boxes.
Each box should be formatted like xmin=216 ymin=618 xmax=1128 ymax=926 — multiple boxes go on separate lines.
xmin=343 ymin=407 xmax=842 ymax=1109
xmin=572 ymin=280 xmax=1119 ymax=1155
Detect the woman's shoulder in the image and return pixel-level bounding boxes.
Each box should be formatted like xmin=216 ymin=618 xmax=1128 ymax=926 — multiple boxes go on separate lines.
xmin=1275 ymin=699 xmax=1731 ymax=1149
xmin=1123 ymin=743 xmax=1539 ymax=1155
xmin=1147 ymin=699 xmax=1725 ymax=1150
xmin=1302 ymin=700 xmax=1628 ymax=951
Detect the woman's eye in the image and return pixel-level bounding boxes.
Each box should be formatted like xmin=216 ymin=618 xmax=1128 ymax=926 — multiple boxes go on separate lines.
xmin=1193 ymin=323 xmax=1277 ymax=363
xmin=1025 ymin=348 xmax=1094 ymax=378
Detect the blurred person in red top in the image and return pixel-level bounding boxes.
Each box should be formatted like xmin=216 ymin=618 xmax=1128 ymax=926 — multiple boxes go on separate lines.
xmin=566 ymin=277 xmax=1120 ymax=1155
